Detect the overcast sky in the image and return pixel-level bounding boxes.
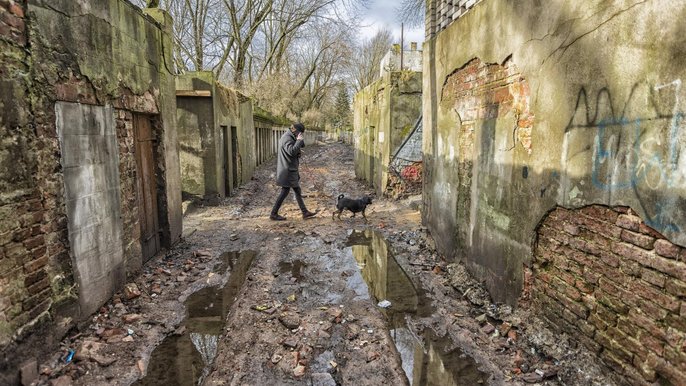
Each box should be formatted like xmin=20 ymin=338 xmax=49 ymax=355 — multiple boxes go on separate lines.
xmin=357 ymin=0 xmax=424 ymax=49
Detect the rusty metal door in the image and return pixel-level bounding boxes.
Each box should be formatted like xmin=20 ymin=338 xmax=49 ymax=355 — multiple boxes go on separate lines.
xmin=134 ymin=114 xmax=160 ymax=261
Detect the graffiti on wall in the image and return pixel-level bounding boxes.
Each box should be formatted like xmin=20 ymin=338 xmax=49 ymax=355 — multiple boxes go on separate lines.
xmin=564 ymin=80 xmax=685 ymax=232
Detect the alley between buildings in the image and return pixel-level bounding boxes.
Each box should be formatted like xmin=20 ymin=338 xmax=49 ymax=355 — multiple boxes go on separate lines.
xmin=34 ymin=142 xmax=618 ymax=386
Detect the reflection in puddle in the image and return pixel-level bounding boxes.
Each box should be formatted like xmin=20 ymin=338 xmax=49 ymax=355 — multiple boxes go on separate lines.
xmin=346 ymin=230 xmax=488 ymax=386
xmin=134 ymin=250 xmax=256 ymax=386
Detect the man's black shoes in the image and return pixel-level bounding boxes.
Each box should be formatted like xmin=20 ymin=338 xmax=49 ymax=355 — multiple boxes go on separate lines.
xmin=270 ymin=214 xmax=287 ymax=221
xmin=302 ymin=210 xmax=318 ymax=219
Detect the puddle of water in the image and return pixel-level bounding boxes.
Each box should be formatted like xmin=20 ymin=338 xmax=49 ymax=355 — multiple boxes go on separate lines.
xmin=346 ymin=230 xmax=489 ymax=386
xmin=134 ymin=250 xmax=257 ymax=386
xmin=278 ymin=259 xmax=305 ymax=281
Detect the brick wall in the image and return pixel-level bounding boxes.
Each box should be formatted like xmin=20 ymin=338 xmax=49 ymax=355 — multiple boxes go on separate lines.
xmin=1 ymin=1 xmax=179 ymax=382
xmin=0 ymin=0 xmax=61 ymax=350
xmin=116 ymin=109 xmax=143 ymax=277
xmin=533 ymin=205 xmax=686 ymax=385
xmin=439 ymin=57 xmax=533 ymax=258
xmin=441 ymin=58 xmax=533 ymax=154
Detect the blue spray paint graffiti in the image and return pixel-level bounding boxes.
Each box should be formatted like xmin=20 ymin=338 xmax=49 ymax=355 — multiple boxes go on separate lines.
xmin=566 ymin=80 xmax=684 ymax=233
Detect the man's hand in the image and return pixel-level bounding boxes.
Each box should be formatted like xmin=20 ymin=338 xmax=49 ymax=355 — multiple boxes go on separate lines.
xmin=296 ymin=132 xmax=304 ymax=141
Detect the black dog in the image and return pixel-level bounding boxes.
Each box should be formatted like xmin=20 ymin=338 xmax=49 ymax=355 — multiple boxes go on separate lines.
xmin=332 ymin=194 xmax=373 ymax=221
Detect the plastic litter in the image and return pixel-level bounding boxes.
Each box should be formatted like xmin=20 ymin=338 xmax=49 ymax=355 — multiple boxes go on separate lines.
xmin=65 ymin=349 xmax=75 ymax=363
xmin=377 ymin=300 xmax=392 ymax=308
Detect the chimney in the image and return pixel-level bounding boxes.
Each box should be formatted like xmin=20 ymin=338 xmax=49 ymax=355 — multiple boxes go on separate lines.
xmin=410 ymin=42 xmax=417 ymax=51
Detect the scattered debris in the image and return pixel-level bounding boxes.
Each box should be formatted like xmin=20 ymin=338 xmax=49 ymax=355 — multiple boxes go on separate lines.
xmin=377 ymin=300 xmax=391 ymax=308
xmin=124 ymin=283 xmax=141 ymax=300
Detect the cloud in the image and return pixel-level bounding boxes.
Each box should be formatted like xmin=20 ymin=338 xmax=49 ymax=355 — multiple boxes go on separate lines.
xmin=358 ymin=0 xmax=424 ymax=47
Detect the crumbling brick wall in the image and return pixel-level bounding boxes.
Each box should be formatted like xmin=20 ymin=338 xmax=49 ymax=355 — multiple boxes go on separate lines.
xmin=0 ymin=1 xmax=181 ymax=382
xmin=430 ymin=57 xmax=533 ymax=302
xmin=533 ymin=205 xmax=686 ymax=385
xmin=0 ymin=0 xmax=62 ymax=348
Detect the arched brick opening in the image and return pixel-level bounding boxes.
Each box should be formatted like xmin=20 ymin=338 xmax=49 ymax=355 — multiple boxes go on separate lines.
xmin=532 ymin=205 xmax=686 ymax=385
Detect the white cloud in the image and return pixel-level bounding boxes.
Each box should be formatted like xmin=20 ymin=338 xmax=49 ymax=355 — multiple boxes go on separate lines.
xmin=358 ymin=0 xmax=424 ymax=48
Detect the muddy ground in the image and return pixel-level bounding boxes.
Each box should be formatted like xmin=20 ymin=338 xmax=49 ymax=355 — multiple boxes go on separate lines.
xmin=34 ymin=142 xmax=619 ymax=386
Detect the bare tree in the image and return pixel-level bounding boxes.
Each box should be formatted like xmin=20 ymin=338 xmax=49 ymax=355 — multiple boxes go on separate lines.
xmin=396 ymin=0 xmax=425 ymax=27
xmin=349 ymin=28 xmax=393 ymax=92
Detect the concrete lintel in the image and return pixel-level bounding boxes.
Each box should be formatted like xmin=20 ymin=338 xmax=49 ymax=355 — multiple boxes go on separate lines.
xmin=176 ymin=90 xmax=212 ymax=97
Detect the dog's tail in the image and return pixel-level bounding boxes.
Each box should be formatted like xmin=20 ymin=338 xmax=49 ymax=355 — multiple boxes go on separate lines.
xmin=337 ymin=194 xmax=344 ymax=202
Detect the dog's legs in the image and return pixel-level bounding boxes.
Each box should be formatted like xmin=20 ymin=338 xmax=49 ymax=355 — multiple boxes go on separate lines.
xmin=337 ymin=211 xmax=342 ymax=220
xmin=362 ymin=210 xmax=367 ymax=222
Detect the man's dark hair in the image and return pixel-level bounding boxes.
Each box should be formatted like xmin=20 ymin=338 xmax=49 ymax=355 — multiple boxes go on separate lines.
xmin=293 ymin=122 xmax=305 ymax=133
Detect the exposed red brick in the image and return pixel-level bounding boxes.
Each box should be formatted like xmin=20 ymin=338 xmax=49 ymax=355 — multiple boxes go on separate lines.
xmin=582 ymin=267 xmax=601 ymax=284
xmin=23 ymin=255 xmax=48 ymax=273
xmin=628 ymin=309 xmax=666 ymax=340
xmin=613 ymin=206 xmax=631 ymax=214
xmin=9 ymin=2 xmax=24 ymax=18
xmin=577 ymin=215 xmax=622 ymax=239
xmin=27 ymin=298 xmax=51 ymax=320
xmin=4 ymin=242 xmax=26 ymax=259
xmin=580 ymin=205 xmax=620 ymax=223
xmin=664 ymin=329 xmax=685 ymax=351
xmin=0 ymin=10 xmax=23 ymax=29
xmin=31 ymin=246 xmax=46 ymax=259
xmin=576 ymin=334 xmax=602 ymax=354
xmin=597 ymin=332 xmax=632 ymax=363
xmin=637 ymin=299 xmax=669 ymax=322
xmin=632 ymin=356 xmax=657 ymax=382
xmin=12 ymin=228 xmax=31 ymax=242
xmin=617 ymin=214 xmax=641 ymax=231
xmin=665 ymin=313 xmax=686 ymax=333
xmin=647 ymin=352 xmax=686 ymax=385
xmin=665 ymin=279 xmax=686 ymax=297
xmin=608 ymin=327 xmax=648 ymax=360
xmin=598 ymin=293 xmax=630 ymax=314
xmin=23 ymin=235 xmax=44 ymax=250
xmin=575 ymin=278 xmax=594 ymax=294
xmin=26 ymin=276 xmax=49 ymax=295
xmin=641 ymin=268 xmax=667 ymax=288
xmin=563 ymin=223 xmax=580 ymax=236
xmin=621 ymin=230 xmax=656 ymax=250
xmin=21 ymin=288 xmax=50 ymax=312
xmin=654 ymin=239 xmax=680 ymax=259
xmin=598 ymin=250 xmax=620 ymax=268
xmin=629 ymin=280 xmax=679 ymax=312
xmin=639 ymin=333 xmax=665 ymax=357
xmin=24 ymin=269 xmax=46 ymax=287
xmin=639 ymin=223 xmax=665 ymax=240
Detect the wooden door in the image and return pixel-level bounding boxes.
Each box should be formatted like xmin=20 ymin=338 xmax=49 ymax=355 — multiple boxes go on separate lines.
xmin=134 ymin=114 xmax=160 ymax=261
xmin=221 ymin=125 xmax=229 ymax=196
xmin=231 ymin=126 xmax=239 ymax=188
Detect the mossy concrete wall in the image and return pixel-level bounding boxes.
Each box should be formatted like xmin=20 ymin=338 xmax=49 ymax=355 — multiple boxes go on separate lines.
xmin=353 ymin=71 xmax=422 ymax=195
xmin=423 ymin=0 xmax=686 ymax=383
xmin=176 ymin=72 xmax=254 ymax=202
xmin=0 ymin=0 xmax=182 ymax=382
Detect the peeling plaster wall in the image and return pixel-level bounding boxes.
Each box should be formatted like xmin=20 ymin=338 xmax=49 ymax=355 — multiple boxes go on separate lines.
xmin=0 ymin=0 xmax=182 ymax=381
xmin=423 ymin=0 xmax=686 ymax=383
xmin=176 ymin=71 xmax=255 ymax=202
xmin=353 ymin=71 xmax=422 ymax=195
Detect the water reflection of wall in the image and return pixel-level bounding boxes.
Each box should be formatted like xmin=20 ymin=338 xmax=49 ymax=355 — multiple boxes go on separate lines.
xmin=136 ymin=251 xmax=255 ymax=386
xmin=348 ymin=231 xmax=487 ymax=386
xmin=351 ymin=230 xmax=419 ymax=324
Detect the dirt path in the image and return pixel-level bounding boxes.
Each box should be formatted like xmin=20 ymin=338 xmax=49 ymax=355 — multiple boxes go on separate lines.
xmin=36 ymin=142 xmax=617 ymax=386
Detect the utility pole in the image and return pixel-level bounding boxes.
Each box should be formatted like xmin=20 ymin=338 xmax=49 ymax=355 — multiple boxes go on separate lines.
xmin=400 ymin=23 xmax=404 ymax=71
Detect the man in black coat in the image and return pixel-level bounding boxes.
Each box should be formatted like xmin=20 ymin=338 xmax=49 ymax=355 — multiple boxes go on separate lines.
xmin=270 ymin=122 xmax=318 ymax=221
